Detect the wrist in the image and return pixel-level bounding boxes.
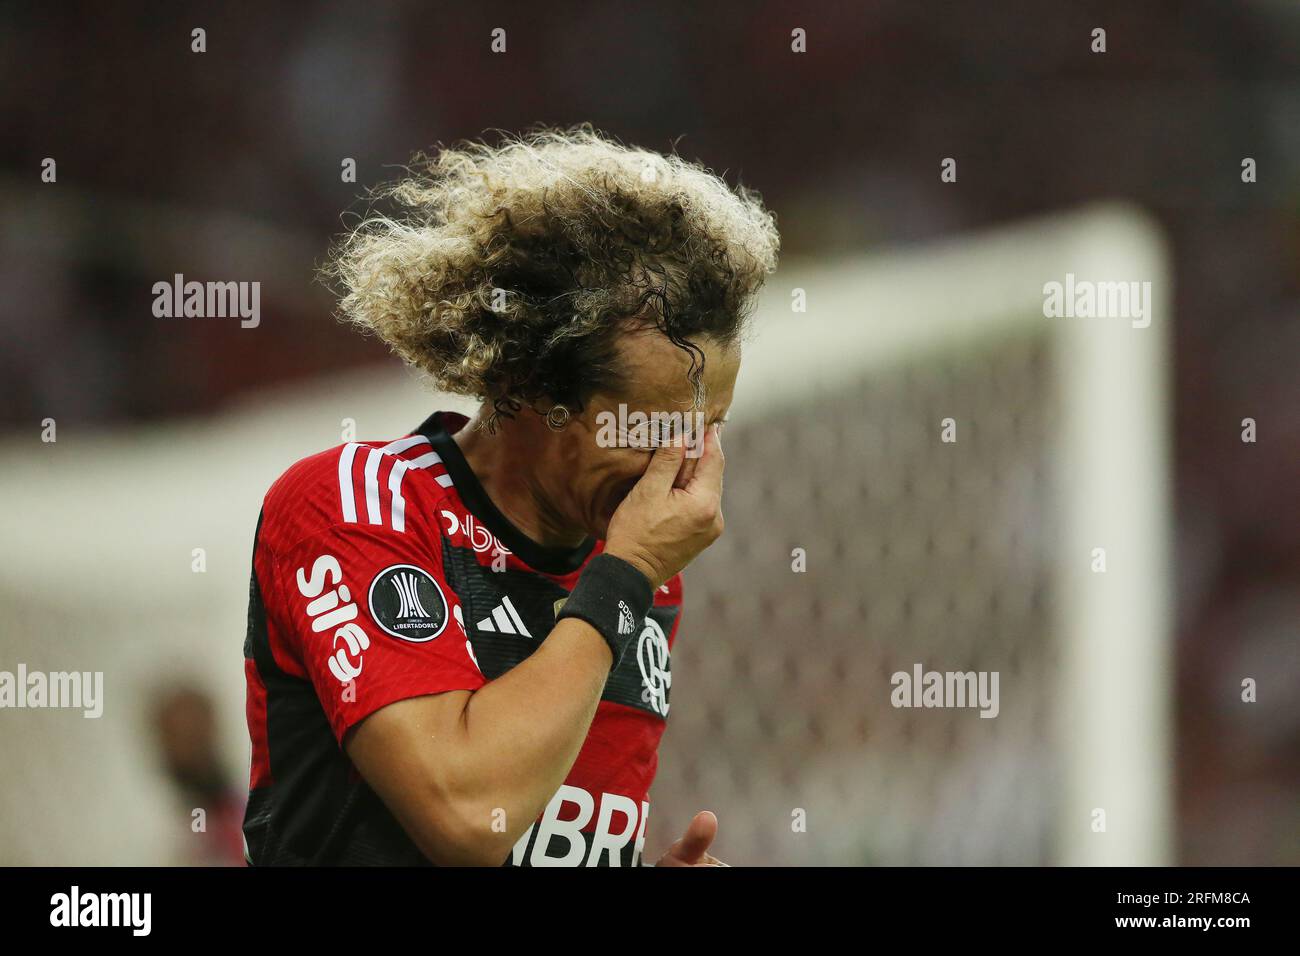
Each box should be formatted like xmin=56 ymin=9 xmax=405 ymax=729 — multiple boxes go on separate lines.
xmin=556 ymin=553 xmax=654 ymax=669
xmin=600 ymin=543 xmax=659 ymax=590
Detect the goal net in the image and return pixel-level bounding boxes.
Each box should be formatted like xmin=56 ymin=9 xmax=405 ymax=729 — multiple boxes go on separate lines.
xmin=646 ymin=203 xmax=1174 ymax=865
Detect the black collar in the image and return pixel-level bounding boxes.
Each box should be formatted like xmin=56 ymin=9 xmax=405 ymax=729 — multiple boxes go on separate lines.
xmin=415 ymin=411 xmax=597 ymax=576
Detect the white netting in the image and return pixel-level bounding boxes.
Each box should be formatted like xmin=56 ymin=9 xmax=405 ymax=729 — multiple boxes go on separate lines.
xmin=647 ymin=331 xmax=1060 ymax=864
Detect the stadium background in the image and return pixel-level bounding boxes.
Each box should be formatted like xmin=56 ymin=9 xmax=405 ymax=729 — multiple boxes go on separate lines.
xmin=1 ymin=1 xmax=1297 ymax=865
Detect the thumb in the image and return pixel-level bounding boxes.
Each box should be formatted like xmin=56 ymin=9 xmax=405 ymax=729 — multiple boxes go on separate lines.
xmin=670 ymin=810 xmax=718 ymax=864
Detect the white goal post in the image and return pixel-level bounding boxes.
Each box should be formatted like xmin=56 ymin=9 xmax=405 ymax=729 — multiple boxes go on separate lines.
xmin=711 ymin=201 xmax=1173 ymax=865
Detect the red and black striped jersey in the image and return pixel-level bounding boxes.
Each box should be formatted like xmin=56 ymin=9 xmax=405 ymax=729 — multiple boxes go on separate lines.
xmin=243 ymin=411 xmax=681 ymax=865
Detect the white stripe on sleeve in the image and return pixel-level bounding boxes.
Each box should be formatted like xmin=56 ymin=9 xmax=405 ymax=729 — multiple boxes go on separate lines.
xmin=364 ymin=449 xmax=383 ymax=525
xmin=407 ymin=451 xmax=443 ymax=470
xmin=381 ymin=435 xmax=430 ymax=455
xmin=338 ymin=443 xmax=360 ymax=523
xmin=388 ymin=459 xmax=410 ymax=533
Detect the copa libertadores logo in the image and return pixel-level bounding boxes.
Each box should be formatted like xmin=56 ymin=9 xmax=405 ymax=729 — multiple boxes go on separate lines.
xmin=368 ymin=564 xmax=448 ymax=642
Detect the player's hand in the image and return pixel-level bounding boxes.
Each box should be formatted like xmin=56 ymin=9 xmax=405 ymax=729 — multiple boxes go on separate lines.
xmin=605 ymin=424 xmax=725 ymax=590
xmin=655 ymin=810 xmax=729 ymax=867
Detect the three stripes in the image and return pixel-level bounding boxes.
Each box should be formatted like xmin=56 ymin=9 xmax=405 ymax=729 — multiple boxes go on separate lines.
xmin=476 ymin=596 xmax=532 ymax=638
xmin=337 ymin=436 xmax=452 ymax=533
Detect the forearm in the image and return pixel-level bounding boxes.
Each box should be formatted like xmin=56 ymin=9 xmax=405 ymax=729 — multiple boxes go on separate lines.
xmin=444 ymin=618 xmax=613 ymax=851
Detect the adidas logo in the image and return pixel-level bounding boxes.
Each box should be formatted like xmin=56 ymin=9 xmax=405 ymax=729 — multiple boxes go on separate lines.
xmin=617 ymin=600 xmax=636 ymax=636
xmin=476 ymin=595 xmax=532 ymax=638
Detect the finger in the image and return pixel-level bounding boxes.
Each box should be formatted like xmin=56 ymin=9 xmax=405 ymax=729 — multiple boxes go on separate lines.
xmin=636 ymin=439 xmax=686 ymax=495
xmin=669 ymin=810 xmax=718 ymax=865
xmin=673 ymin=444 xmax=700 ymax=489
xmin=684 ymin=424 xmax=724 ymax=494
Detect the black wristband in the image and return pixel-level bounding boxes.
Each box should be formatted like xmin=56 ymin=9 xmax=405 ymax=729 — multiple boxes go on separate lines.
xmin=556 ymin=553 xmax=654 ymax=668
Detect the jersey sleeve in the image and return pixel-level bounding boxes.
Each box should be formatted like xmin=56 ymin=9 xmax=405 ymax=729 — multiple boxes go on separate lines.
xmin=269 ymin=518 xmax=486 ymax=744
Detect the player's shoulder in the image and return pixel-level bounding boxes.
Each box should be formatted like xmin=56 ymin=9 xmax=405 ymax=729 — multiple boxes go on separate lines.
xmin=260 ymin=435 xmax=456 ymax=548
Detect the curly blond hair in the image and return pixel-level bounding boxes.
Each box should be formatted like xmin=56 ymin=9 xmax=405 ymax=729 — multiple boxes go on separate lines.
xmin=325 ymin=126 xmax=779 ymax=425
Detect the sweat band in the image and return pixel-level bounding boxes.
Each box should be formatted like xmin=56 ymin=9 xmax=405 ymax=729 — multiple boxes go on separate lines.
xmin=556 ymin=553 xmax=654 ymax=668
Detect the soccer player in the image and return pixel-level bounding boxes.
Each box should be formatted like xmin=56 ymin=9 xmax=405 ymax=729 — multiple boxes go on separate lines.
xmin=242 ymin=127 xmax=779 ymax=865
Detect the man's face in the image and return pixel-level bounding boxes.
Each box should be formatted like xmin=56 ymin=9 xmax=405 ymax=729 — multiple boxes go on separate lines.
xmin=549 ymin=330 xmax=739 ymax=540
